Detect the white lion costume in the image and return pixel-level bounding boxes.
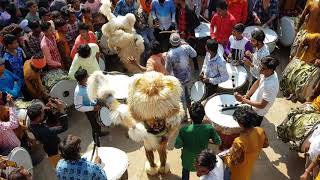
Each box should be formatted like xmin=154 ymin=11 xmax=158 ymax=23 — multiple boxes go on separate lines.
xmin=87 ymin=71 xmax=184 ymax=175
xmin=99 ymin=0 xmax=145 ymax=73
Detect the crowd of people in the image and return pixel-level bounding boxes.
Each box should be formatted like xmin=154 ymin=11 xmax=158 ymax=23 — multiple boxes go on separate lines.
xmin=0 ymin=0 xmax=318 ymax=179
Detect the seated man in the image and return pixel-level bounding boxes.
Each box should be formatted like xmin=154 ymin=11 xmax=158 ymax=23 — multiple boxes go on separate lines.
xmin=195 ymin=149 xmax=224 ymax=179
xmin=252 ymin=0 xmax=279 ymax=28
xmin=28 ymin=100 xmax=69 ymax=168
xmin=56 ymin=134 xmax=107 ymax=179
xmin=0 ymin=58 xmax=23 ymax=99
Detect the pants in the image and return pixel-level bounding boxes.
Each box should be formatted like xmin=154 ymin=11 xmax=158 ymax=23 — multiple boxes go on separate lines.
xmin=85 ymin=111 xmax=101 ymax=143
xmin=182 ymin=168 xmax=190 ymax=180
xmin=205 ymin=83 xmax=218 ymax=99
xmin=181 ymin=84 xmax=191 ymax=120
xmin=255 ymin=115 xmax=264 ymax=127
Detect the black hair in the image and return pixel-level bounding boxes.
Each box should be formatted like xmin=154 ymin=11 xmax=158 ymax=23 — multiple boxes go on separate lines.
xmin=0 ymin=24 xmax=23 ymax=37
xmin=51 ymin=10 xmax=61 ymax=19
xmin=261 ymin=56 xmax=279 ymax=71
xmin=78 ymin=22 xmax=89 ymax=31
xmin=39 ymin=7 xmax=50 ymax=19
xmin=74 ymin=67 xmax=88 ymax=82
xmin=206 ymin=39 xmax=218 ymax=53
xmin=27 ymin=103 xmax=43 ymax=121
xmin=217 ymin=0 xmax=228 ymax=10
xmin=3 ymin=34 xmax=17 ymax=46
xmin=28 ymin=20 xmax=40 ymax=30
xmin=54 ymin=18 xmax=67 ymax=29
xmin=233 ymin=106 xmax=259 ymax=129
xmin=233 ymin=23 xmax=245 ymax=33
xmin=59 ymin=134 xmax=81 ymax=161
xmin=150 ymin=41 xmax=162 ymax=55
xmin=189 ymin=102 xmax=205 ymax=124
xmin=81 ymin=6 xmax=91 ymax=13
xmin=33 ymin=52 xmax=44 ymax=59
xmin=7 ymin=167 xmax=30 ymax=180
xmin=26 ymin=0 xmax=36 ymax=8
xmin=251 ymin=29 xmax=265 ymax=43
xmin=40 ymin=21 xmax=51 ymax=31
xmin=196 ymin=149 xmax=217 ymax=171
xmin=77 ymin=44 xmax=91 ymax=58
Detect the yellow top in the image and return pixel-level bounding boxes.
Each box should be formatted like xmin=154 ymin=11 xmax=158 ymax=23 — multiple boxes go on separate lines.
xmin=312 ymin=95 xmax=320 ymax=112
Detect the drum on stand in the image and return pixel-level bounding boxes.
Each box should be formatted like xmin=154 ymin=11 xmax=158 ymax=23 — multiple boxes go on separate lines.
xmin=243 ymin=26 xmax=278 ymax=53
xmin=190 ymin=81 xmax=206 ymax=102
xmin=205 ymin=94 xmax=242 ymax=149
xmin=82 ymin=147 xmax=128 ymax=180
xmin=277 ymin=16 xmax=297 ymax=47
xmin=218 ymin=63 xmax=248 ymax=94
xmin=6 ymin=147 xmax=33 ymax=176
xmin=98 ymin=107 xmax=113 ymax=127
xmin=43 ymin=69 xmax=77 ymax=108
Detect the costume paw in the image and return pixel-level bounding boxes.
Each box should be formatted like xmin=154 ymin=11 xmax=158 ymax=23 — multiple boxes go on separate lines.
xmin=145 ymin=161 xmax=158 ymax=175
xmin=157 ymin=162 xmax=170 ymax=174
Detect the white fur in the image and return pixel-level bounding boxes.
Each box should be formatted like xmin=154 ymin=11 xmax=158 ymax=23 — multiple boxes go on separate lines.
xmin=87 ymin=71 xmax=115 ymax=102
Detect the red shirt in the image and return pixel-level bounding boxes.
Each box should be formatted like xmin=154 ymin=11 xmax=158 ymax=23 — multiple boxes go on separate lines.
xmin=210 ymin=12 xmax=236 ymax=45
xmin=227 ymin=0 xmax=248 ymax=24
xmin=178 ymin=7 xmax=187 ymax=39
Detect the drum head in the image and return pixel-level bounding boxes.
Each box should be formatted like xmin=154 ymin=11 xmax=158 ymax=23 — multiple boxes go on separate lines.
xmin=191 ymin=81 xmax=206 ymax=102
xmin=6 ymin=147 xmax=33 ymax=176
xmin=99 ymin=58 xmax=106 ymax=71
xmin=82 ymin=147 xmax=128 ymax=180
xmin=205 ymin=94 xmax=241 ymax=129
xmin=278 ymin=16 xmax=295 ymax=47
xmin=219 ymin=63 xmax=248 ymax=90
xmin=195 ymin=22 xmax=212 ymax=38
xmin=243 ymin=26 xmax=278 ymax=44
xmin=99 ymin=107 xmax=112 ymax=126
xmin=49 ymin=80 xmax=77 ymax=107
xmin=106 ymin=74 xmax=131 ymax=100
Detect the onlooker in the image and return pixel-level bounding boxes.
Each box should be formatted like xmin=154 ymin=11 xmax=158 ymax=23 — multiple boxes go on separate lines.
xmin=26 ymin=21 xmax=44 ymax=56
xmin=195 ymin=149 xmax=224 ymax=179
xmin=0 ymin=0 xmax=12 ymax=28
xmin=0 ymin=58 xmax=23 ymax=99
xmin=56 ymin=134 xmax=107 ymax=179
xmin=28 ymin=100 xmax=69 ymax=167
xmin=253 ymin=0 xmax=279 ymax=28
xmin=68 ymin=43 xmax=100 ymax=79
xmin=81 ymin=7 xmax=94 ymax=32
xmin=200 ymin=39 xmax=228 ymax=98
xmin=39 ymin=7 xmax=52 ymax=23
xmin=49 ymin=0 xmax=67 ymax=11
xmin=40 ymin=21 xmax=63 ymax=70
xmin=68 ymin=0 xmax=82 ymax=19
xmin=210 ymin=0 xmax=236 ymax=46
xmin=175 ymin=102 xmax=221 ymax=180
xmin=3 ymin=34 xmax=25 ymax=80
xmin=73 ymin=68 xmax=108 ymax=143
xmin=235 ymin=56 xmax=279 ymax=126
xmin=25 ymin=1 xmax=40 ymax=22
xmin=55 ymin=19 xmax=72 ymax=70
xmin=70 ymin=22 xmax=97 ymax=59
xmin=84 ymin=0 xmax=102 ymax=15
xmin=0 ymin=94 xmax=20 ymax=155
xmin=114 ymin=0 xmax=138 ymax=16
xmin=63 ymin=8 xmax=79 ymax=48
xmin=227 ymin=0 xmax=248 ymax=24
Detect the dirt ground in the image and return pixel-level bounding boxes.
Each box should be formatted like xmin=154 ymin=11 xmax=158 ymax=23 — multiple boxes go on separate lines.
xmin=32 ymin=46 xmax=307 ymax=180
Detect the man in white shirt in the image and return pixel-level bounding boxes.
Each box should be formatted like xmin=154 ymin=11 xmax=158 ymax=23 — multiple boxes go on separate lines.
xmin=195 ymin=149 xmax=224 ymax=180
xmin=235 ymin=56 xmax=279 ymax=126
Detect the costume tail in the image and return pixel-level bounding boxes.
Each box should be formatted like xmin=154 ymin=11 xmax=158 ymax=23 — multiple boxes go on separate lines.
xmin=100 ymin=0 xmax=115 ymax=21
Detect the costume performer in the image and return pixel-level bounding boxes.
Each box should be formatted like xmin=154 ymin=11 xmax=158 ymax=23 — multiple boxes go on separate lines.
xmin=99 ymin=0 xmax=145 ymax=73
xmin=87 ymin=71 xmax=184 ymax=175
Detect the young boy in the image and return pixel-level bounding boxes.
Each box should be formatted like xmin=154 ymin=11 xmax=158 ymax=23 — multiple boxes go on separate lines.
xmin=81 ymin=7 xmax=94 ymax=32
xmin=225 ymin=23 xmax=253 ymax=66
xmin=73 ymin=68 xmax=108 ymax=143
xmin=195 ymin=149 xmax=224 ymax=179
xmin=25 ymin=1 xmax=40 ymax=22
xmin=175 ymin=102 xmax=221 ymax=180
xmin=200 ymin=39 xmax=228 ymax=98
xmin=27 ymin=20 xmax=44 ymax=56
xmin=3 ymin=34 xmax=25 ymax=80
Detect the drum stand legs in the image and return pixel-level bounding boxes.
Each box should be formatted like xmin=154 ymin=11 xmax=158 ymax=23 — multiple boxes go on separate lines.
xmin=144 ymin=143 xmax=170 ymax=175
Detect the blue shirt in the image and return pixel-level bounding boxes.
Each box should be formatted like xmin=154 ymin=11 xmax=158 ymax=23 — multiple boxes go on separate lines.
xmin=74 ymin=84 xmax=96 ymax=112
xmin=56 ymin=158 xmax=107 ymax=180
xmin=165 ymin=44 xmax=197 ymax=85
xmin=3 ymin=48 xmax=25 ymax=80
xmin=0 ymin=70 xmax=23 ymax=99
xmin=201 ymin=53 xmax=229 ymax=85
xmin=151 ymin=0 xmax=176 ymax=30
xmin=113 ymin=0 xmax=138 ymax=16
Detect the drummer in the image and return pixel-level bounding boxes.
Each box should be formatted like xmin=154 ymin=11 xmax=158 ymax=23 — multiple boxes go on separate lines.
xmin=56 ymin=134 xmax=107 ymax=179
xmin=252 ymin=0 xmax=279 ymax=28
xmin=234 ymin=56 xmax=279 ymax=126
xmin=200 ymin=39 xmax=228 ymax=98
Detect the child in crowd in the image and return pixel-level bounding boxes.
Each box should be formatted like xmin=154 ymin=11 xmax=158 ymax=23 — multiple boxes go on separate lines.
xmin=175 ymin=102 xmax=221 ymax=180
xmin=25 ymin=1 xmax=40 ymax=22
xmin=61 ymin=7 xmax=79 ymax=48
xmin=39 ymin=7 xmax=52 ymax=23
xmin=55 ymin=18 xmax=72 ymax=70
xmin=84 ymin=0 xmax=102 ymax=15
xmin=68 ymin=0 xmax=82 ymax=19
xmin=195 ymin=149 xmax=224 ymax=179
xmin=27 ymin=20 xmax=44 ymax=56
xmin=81 ymin=7 xmax=94 ymax=32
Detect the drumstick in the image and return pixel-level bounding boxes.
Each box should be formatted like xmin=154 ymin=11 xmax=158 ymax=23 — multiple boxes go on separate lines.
xmin=199 ymin=14 xmax=210 ymax=23
xmin=159 ymin=30 xmax=178 ymax=34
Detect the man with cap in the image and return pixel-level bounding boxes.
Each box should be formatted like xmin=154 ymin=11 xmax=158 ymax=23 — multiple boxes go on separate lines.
xmin=165 ymin=33 xmax=197 ymax=119
xmin=23 ymin=53 xmax=50 ymax=102
xmin=0 ymin=57 xmax=23 ymax=99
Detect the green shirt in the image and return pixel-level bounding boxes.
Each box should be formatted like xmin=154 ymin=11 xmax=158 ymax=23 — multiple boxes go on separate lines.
xmin=175 ymin=124 xmax=221 ymax=171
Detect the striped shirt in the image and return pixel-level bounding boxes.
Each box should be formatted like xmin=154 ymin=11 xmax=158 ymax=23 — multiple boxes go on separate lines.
xmin=151 ymin=0 xmax=176 ymax=30
xmin=250 ymin=44 xmax=270 ymax=79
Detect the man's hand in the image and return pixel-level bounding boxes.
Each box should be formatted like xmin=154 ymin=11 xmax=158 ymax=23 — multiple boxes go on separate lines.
xmin=199 ymin=72 xmax=204 ymax=80
xmin=50 ymin=98 xmax=65 ymax=113
xmin=127 ymin=56 xmax=138 ymax=65
xmin=93 ymin=105 xmax=101 ymax=112
xmin=202 ymin=78 xmax=209 ymax=83
xmin=245 ymin=51 xmax=253 ymax=58
xmin=7 ymin=95 xmax=14 ymax=107
xmin=242 ymin=57 xmax=253 ymax=67
xmin=254 ymin=16 xmax=261 ymax=25
xmin=300 ymin=172 xmax=308 ymax=180
xmin=234 ymin=92 xmax=244 ymax=103
xmin=94 ymin=155 xmax=102 ymax=164
xmin=315 ymin=59 xmax=320 ymax=67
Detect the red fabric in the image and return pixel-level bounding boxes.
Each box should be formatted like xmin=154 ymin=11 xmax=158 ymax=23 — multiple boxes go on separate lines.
xmin=210 ymin=11 xmax=236 ymax=45
xmin=227 ymin=0 xmax=248 ymax=24
xmin=178 ymin=8 xmax=186 ymax=34
xmin=70 ymin=31 xmax=97 ymax=59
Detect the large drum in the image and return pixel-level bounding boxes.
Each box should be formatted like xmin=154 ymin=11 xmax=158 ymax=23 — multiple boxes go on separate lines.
xmin=190 ymin=81 xmax=206 ymax=102
xmin=243 ymin=26 xmax=278 ymax=53
xmin=82 ymin=147 xmax=128 ymax=180
xmin=277 ymin=16 xmax=298 ymax=47
xmin=43 ymin=69 xmax=77 ymax=107
xmin=218 ymin=63 xmax=248 ymax=94
xmin=280 ymin=59 xmax=320 ymax=102
xmin=205 ymin=94 xmax=242 ymax=149
xmin=5 ymin=147 xmax=33 ymax=176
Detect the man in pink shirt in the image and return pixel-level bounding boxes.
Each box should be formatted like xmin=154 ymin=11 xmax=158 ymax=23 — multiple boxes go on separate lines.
xmin=0 ymin=93 xmax=20 ymax=155
xmin=40 ymin=21 xmax=63 ymax=70
xmin=210 ymin=0 xmax=236 ymax=46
